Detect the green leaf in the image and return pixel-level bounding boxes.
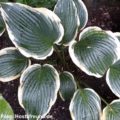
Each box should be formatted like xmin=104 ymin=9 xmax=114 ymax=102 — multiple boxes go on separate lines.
xmin=1 ymin=3 xmax=64 ymax=60
xmin=106 ymin=60 xmax=120 ymax=98
xmin=59 ymin=71 xmax=77 ymax=101
xmin=73 ymin=0 xmax=88 ymax=30
xmin=18 ymin=64 xmax=60 ymax=119
xmin=69 ymin=27 xmax=120 ymax=78
xmin=0 ymin=0 xmax=8 ymax=2
xmin=0 ymin=47 xmax=30 ymax=82
xmin=0 ymin=14 xmax=5 ymax=36
xmin=69 ymin=88 xmax=101 ymax=120
xmin=0 ymin=94 xmax=14 ymax=120
xmin=54 ymin=0 xmax=79 ymax=46
xmin=16 ymin=0 xmax=57 ymax=9
xmin=102 ymin=100 xmax=120 ymax=120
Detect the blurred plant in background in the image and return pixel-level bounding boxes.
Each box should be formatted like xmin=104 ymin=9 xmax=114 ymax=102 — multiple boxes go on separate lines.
xmin=16 ymin=0 xmax=57 ymax=9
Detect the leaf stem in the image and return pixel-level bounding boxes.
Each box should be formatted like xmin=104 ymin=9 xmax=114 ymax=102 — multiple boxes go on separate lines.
xmin=54 ymin=45 xmax=69 ymax=71
xmin=61 ymin=45 xmax=69 ymax=70
xmin=54 ymin=45 xmax=66 ymax=69
xmin=76 ymin=79 xmax=110 ymax=106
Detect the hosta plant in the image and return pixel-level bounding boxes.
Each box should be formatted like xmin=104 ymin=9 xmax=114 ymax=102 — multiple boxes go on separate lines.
xmin=0 ymin=0 xmax=120 ymax=120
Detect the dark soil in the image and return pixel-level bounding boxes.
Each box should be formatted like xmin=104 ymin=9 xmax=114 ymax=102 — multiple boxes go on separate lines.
xmin=0 ymin=2 xmax=120 ymax=120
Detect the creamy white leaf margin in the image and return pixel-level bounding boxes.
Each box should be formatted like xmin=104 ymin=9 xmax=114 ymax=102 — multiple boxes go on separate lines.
xmin=73 ymin=0 xmax=88 ymax=30
xmin=59 ymin=71 xmax=77 ymax=101
xmin=102 ymin=99 xmax=120 ymax=120
xmin=0 ymin=47 xmax=31 ymax=82
xmin=0 ymin=11 xmax=5 ymax=36
xmin=69 ymin=88 xmax=101 ymax=120
xmin=1 ymin=3 xmax=64 ymax=60
xmin=69 ymin=26 xmax=120 ymax=78
xmin=54 ymin=0 xmax=79 ymax=46
xmin=18 ymin=64 xmax=60 ymax=119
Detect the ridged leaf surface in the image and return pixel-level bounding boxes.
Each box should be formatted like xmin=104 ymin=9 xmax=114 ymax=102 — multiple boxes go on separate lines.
xmin=102 ymin=100 xmax=120 ymax=120
xmin=59 ymin=71 xmax=77 ymax=101
xmin=1 ymin=3 xmax=64 ymax=60
xmin=69 ymin=88 xmax=101 ymax=120
xmin=54 ymin=0 xmax=79 ymax=46
xmin=0 ymin=47 xmax=30 ymax=82
xmin=69 ymin=27 xmax=120 ymax=78
xmin=73 ymin=0 xmax=88 ymax=30
xmin=18 ymin=64 xmax=60 ymax=119
xmin=106 ymin=60 xmax=120 ymax=98
xmin=0 ymin=14 xmax=5 ymax=36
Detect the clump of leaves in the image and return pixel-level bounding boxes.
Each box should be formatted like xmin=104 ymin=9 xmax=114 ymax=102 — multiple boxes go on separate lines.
xmin=0 ymin=0 xmax=120 ymax=120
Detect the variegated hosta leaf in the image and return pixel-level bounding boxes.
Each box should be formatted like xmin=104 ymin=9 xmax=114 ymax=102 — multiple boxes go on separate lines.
xmin=106 ymin=60 xmax=120 ymax=98
xmin=0 ymin=94 xmax=14 ymax=120
xmin=0 ymin=47 xmax=30 ymax=82
xmin=0 ymin=14 xmax=5 ymax=36
xmin=102 ymin=100 xmax=120 ymax=120
xmin=54 ymin=0 xmax=79 ymax=46
xmin=59 ymin=71 xmax=77 ymax=101
xmin=18 ymin=64 xmax=60 ymax=119
xmin=69 ymin=27 xmax=120 ymax=78
xmin=73 ymin=0 xmax=88 ymax=30
xmin=1 ymin=3 xmax=64 ymax=60
xmin=69 ymin=88 xmax=101 ymax=120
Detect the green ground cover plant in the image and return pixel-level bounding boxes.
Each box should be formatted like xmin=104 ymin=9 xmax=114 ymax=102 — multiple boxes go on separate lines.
xmin=0 ymin=0 xmax=120 ymax=120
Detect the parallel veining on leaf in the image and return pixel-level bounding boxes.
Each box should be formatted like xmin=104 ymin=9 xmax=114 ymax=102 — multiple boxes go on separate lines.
xmin=69 ymin=88 xmax=101 ymax=120
xmin=1 ymin=3 xmax=64 ymax=60
xmin=69 ymin=27 xmax=120 ymax=78
xmin=18 ymin=64 xmax=60 ymax=119
xmin=59 ymin=71 xmax=77 ymax=101
xmin=0 ymin=47 xmax=30 ymax=82
xmin=103 ymin=100 xmax=120 ymax=120
xmin=54 ymin=0 xmax=79 ymax=46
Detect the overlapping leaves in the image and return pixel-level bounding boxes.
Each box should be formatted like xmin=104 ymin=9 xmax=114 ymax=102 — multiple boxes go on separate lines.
xmin=69 ymin=27 xmax=120 ymax=78
xmin=73 ymin=0 xmax=88 ymax=30
xmin=1 ymin=3 xmax=64 ymax=60
xmin=54 ymin=0 xmax=79 ymax=46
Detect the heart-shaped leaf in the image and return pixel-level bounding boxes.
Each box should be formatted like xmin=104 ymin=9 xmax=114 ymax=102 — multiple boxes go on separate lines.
xmin=0 ymin=94 xmax=14 ymax=120
xmin=1 ymin=3 xmax=64 ymax=60
xmin=102 ymin=100 xmax=120 ymax=120
xmin=69 ymin=88 xmax=101 ymax=120
xmin=0 ymin=14 xmax=5 ymax=36
xmin=106 ymin=60 xmax=120 ymax=98
xmin=18 ymin=64 xmax=60 ymax=119
xmin=0 ymin=47 xmax=30 ymax=82
xmin=69 ymin=27 xmax=120 ymax=78
xmin=59 ymin=71 xmax=77 ymax=101
xmin=54 ymin=0 xmax=79 ymax=46
xmin=73 ymin=0 xmax=88 ymax=30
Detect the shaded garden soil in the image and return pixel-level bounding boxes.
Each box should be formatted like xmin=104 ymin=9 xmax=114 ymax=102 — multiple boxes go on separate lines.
xmin=0 ymin=3 xmax=120 ymax=120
